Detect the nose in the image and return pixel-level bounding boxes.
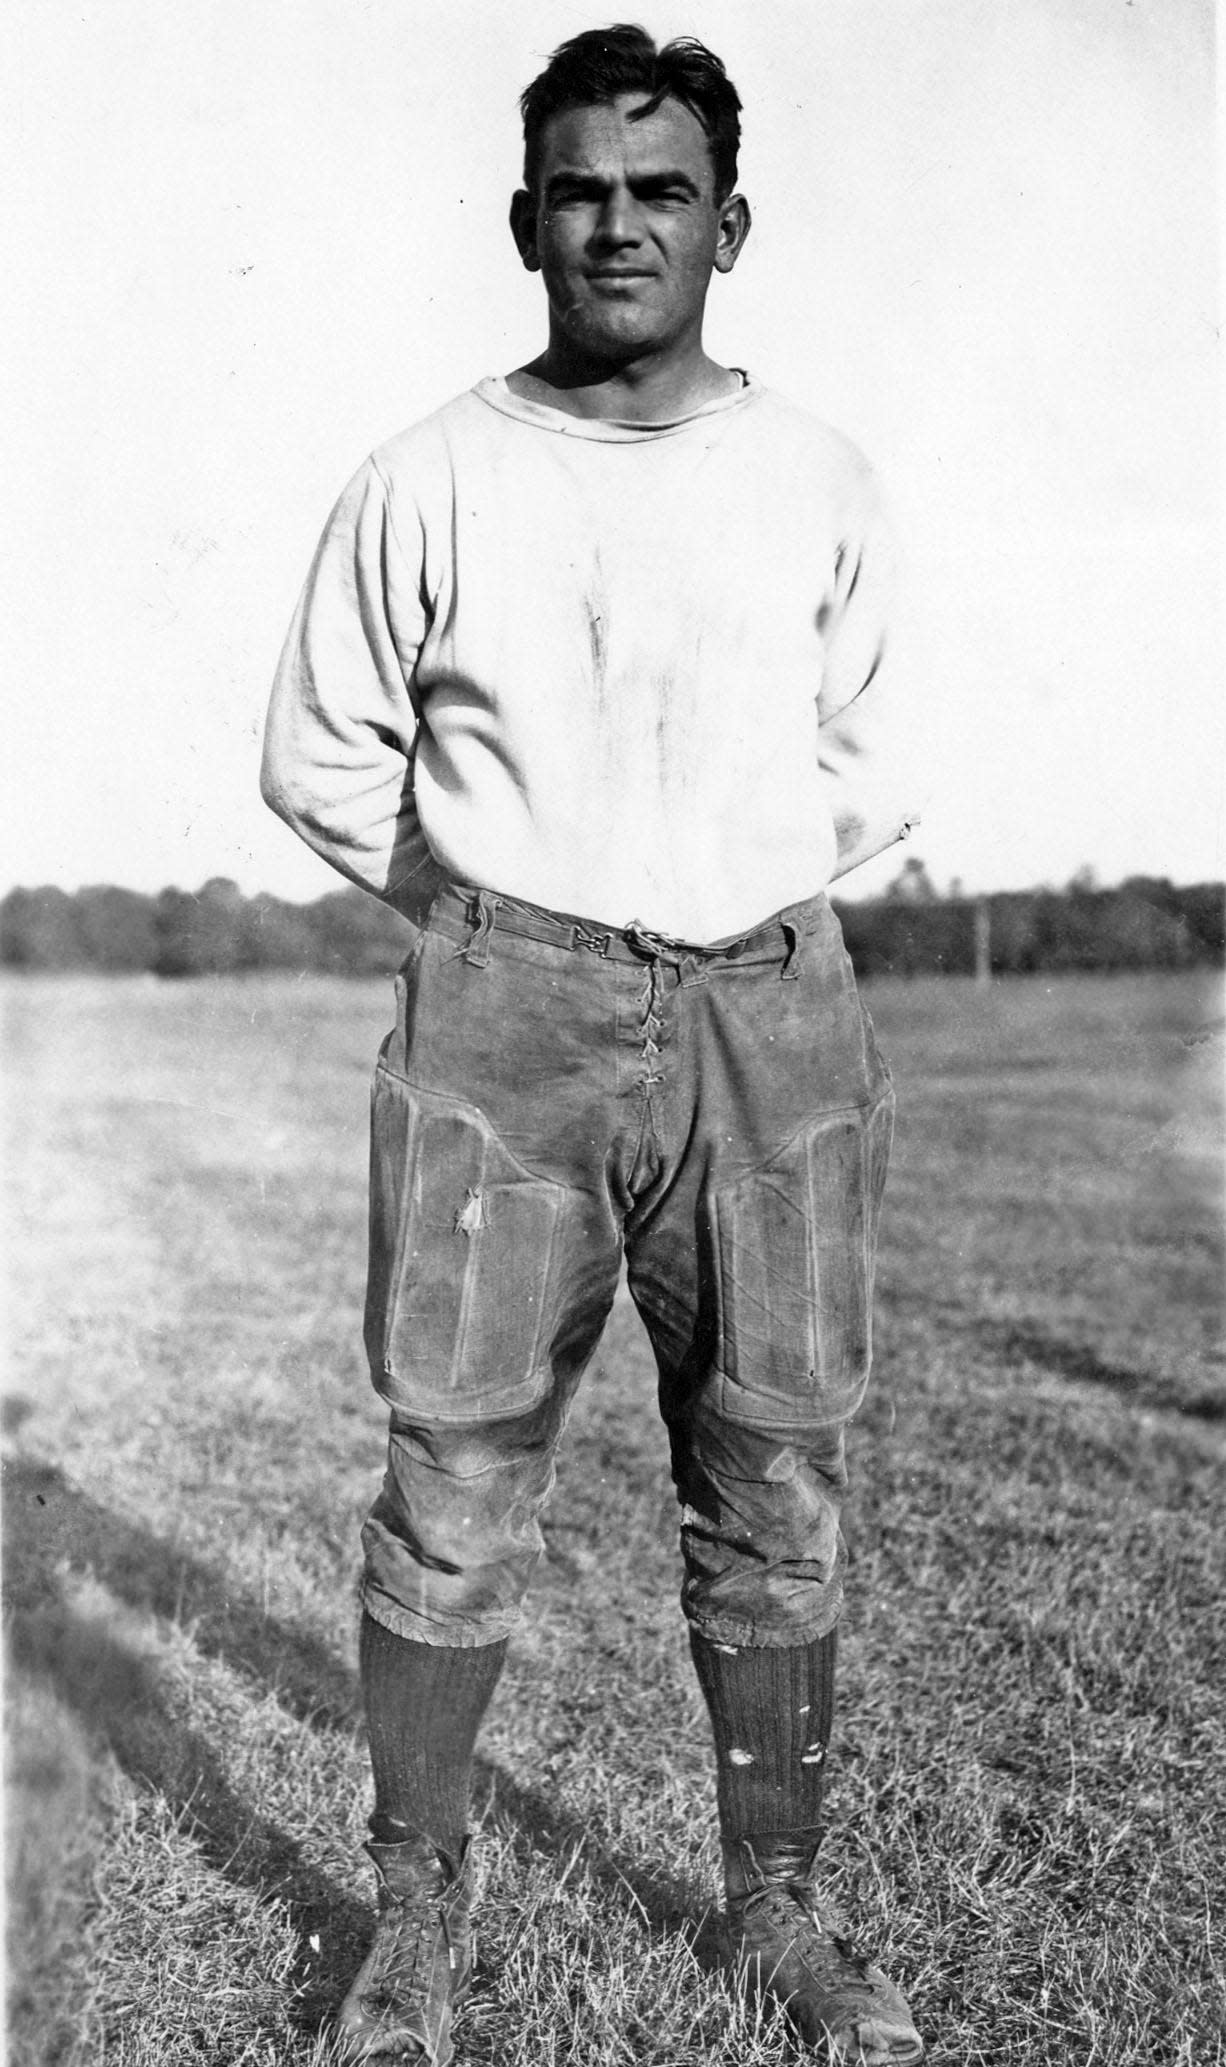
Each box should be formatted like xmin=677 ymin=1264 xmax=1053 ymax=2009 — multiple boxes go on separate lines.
xmin=591 ymin=187 xmax=643 ymax=250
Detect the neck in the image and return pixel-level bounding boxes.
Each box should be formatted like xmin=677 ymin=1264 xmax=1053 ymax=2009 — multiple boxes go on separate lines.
xmin=509 ymin=338 xmax=741 ymax=422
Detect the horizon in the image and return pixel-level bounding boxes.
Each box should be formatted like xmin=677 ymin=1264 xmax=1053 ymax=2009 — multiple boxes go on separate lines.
xmin=5 ymin=862 xmax=1222 ymax=909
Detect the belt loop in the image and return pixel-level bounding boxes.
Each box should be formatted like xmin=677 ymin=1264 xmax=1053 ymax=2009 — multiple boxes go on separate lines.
xmin=464 ymin=890 xmax=498 ymax=967
xmin=781 ymin=918 xmax=803 ymax=980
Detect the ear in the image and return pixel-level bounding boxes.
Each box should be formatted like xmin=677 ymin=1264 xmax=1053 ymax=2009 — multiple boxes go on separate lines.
xmin=509 ymin=189 xmax=541 ymax=272
xmin=713 ymin=192 xmax=751 ymax=276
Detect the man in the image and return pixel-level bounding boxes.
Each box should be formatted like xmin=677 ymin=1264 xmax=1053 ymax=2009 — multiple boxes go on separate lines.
xmin=263 ymin=24 xmax=924 ymax=2065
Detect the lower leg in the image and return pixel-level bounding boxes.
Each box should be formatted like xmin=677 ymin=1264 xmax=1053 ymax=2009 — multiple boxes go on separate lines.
xmin=360 ymin=1611 xmax=508 ymax=1855
xmin=690 ymin=1625 xmax=923 ymax=2063
xmin=688 ymin=1625 xmax=837 ymax=1849
xmin=337 ymin=1616 xmax=508 ymax=2062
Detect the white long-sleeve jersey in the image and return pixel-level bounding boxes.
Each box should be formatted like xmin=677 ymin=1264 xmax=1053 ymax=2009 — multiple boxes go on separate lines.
xmin=262 ymin=374 xmax=922 ymax=943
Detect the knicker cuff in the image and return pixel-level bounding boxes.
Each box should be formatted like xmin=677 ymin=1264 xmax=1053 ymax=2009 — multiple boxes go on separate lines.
xmin=359 ymin=1578 xmax=525 ymax=1649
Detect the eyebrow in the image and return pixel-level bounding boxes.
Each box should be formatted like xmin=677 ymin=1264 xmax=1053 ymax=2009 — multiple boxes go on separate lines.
xmin=544 ymin=166 xmax=703 ymax=200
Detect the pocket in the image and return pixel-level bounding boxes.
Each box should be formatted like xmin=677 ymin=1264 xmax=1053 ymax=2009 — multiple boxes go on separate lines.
xmin=365 ymin=1067 xmax=566 ymax=1421
xmin=710 ymin=1085 xmax=894 ymax=1428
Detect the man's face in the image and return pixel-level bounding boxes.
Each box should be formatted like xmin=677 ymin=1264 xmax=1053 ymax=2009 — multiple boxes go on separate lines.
xmin=511 ymin=94 xmax=748 ymax=365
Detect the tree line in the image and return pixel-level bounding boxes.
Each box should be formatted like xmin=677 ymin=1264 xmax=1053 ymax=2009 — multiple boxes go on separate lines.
xmin=1 ymin=869 xmax=1222 ymax=979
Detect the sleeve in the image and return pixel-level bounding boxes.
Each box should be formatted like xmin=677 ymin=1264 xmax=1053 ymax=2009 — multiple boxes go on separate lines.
xmin=816 ymin=473 xmax=929 ymax=882
xmin=260 ymin=456 xmax=444 ymax=921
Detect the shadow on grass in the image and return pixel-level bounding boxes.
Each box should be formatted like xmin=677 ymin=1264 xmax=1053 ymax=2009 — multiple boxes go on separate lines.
xmin=979 ymin=1319 xmax=1226 ymax=1421
xmin=471 ymin=1759 xmax=724 ymax=1968
xmin=2 ymin=1452 xmax=718 ymax=2035
xmin=2 ymin=1452 xmax=370 ymax=2027
xmin=1 ymin=1448 xmax=360 ymax=1730
xmin=874 ymin=1292 xmax=1226 ymax=1423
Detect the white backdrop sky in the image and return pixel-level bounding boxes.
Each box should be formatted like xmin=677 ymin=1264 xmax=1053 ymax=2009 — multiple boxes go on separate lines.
xmin=4 ymin=0 xmax=1219 ymax=902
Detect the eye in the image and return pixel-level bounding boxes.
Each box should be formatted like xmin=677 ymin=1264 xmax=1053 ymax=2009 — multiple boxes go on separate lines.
xmin=547 ymin=181 xmax=601 ymax=209
xmin=642 ymin=183 xmax=696 ymax=209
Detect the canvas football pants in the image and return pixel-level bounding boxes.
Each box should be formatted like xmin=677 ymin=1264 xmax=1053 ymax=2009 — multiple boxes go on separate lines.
xmin=359 ymin=882 xmax=893 ymax=1649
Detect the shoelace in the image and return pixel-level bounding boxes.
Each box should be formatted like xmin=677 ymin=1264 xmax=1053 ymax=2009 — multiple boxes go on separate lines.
xmin=740 ymin=1883 xmax=880 ymax=1999
xmin=366 ymin=1892 xmax=453 ymax=2006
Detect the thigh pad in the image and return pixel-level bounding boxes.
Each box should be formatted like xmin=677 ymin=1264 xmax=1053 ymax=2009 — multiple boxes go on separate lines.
xmin=365 ymin=1068 xmax=567 ymax=1422
xmin=708 ymin=1084 xmax=894 ymax=1430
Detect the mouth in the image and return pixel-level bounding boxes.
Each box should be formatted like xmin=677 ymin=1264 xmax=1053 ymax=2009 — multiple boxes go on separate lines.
xmin=587 ymin=270 xmax=654 ymax=283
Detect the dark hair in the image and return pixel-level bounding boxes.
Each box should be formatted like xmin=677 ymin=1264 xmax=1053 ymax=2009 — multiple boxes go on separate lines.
xmin=519 ymin=23 xmax=742 ymax=201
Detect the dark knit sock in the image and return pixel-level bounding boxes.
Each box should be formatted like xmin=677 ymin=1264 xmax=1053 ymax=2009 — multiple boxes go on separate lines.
xmin=689 ymin=1627 xmax=838 ymax=1843
xmin=360 ymin=1612 xmax=508 ymax=1856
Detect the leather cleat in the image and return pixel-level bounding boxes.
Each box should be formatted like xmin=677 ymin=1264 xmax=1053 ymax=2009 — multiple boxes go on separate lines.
xmin=336 ymin=1832 xmax=474 ymax=2064
xmin=723 ymin=1833 xmax=923 ymax=2064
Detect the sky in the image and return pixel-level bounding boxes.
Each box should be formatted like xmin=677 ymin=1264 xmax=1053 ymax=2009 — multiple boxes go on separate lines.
xmin=3 ymin=0 xmax=1219 ymax=903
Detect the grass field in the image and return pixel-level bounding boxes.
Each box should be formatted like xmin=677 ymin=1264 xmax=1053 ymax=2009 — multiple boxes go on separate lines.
xmin=4 ymin=968 xmax=1224 ymax=2067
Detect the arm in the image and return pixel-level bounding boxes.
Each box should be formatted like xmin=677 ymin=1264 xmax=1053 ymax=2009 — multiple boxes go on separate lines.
xmin=817 ymin=479 xmax=927 ymax=882
xmin=261 ymin=458 xmax=443 ymax=922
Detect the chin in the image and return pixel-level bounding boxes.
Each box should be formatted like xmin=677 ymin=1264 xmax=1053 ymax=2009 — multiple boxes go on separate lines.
xmin=569 ymin=313 xmax=659 ymax=360
xmin=554 ymin=294 xmax=648 ymax=349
